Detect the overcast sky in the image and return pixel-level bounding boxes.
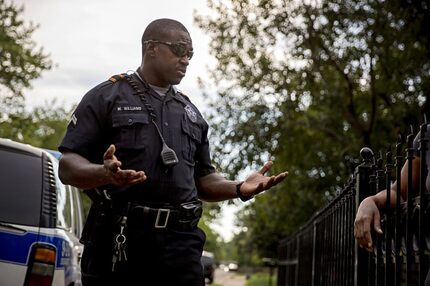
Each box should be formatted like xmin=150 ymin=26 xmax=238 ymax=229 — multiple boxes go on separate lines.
xmin=15 ymin=0 xmax=215 ymax=111
xmin=14 ymin=0 xmax=239 ymax=241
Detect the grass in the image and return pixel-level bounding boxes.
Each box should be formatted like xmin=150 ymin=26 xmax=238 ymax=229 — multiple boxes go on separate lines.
xmin=245 ymin=272 xmax=277 ymax=286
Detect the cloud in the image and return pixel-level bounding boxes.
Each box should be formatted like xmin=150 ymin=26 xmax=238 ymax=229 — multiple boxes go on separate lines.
xmin=16 ymin=0 xmax=213 ymax=111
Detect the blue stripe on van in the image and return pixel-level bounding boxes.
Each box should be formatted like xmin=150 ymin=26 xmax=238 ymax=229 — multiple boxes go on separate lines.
xmin=0 ymin=230 xmax=70 ymax=267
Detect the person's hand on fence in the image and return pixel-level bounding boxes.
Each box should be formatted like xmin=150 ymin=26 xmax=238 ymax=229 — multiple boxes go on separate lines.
xmin=354 ymin=196 xmax=383 ymax=252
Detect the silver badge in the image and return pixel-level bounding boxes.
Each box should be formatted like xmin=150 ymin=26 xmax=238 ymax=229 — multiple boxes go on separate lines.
xmin=184 ymin=105 xmax=197 ymax=123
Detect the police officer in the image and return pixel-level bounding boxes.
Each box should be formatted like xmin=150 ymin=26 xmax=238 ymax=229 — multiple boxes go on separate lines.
xmin=58 ymin=18 xmax=288 ymax=286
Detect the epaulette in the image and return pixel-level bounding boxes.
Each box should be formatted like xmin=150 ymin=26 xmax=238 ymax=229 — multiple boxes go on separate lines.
xmin=108 ymin=73 xmax=127 ymax=83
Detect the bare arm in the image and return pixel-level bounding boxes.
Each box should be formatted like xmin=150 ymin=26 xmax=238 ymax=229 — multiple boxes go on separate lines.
xmin=59 ymin=144 xmax=146 ymax=189
xmin=196 ymin=161 xmax=288 ymax=202
xmin=354 ymin=156 xmax=420 ymax=251
xmin=196 ymin=172 xmax=239 ymax=202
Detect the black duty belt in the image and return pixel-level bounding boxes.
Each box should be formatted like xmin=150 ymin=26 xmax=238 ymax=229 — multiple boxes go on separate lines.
xmin=127 ymin=200 xmax=203 ymax=230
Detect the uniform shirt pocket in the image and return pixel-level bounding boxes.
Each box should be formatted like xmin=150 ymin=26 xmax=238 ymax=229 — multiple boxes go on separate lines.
xmin=112 ymin=113 xmax=149 ymax=149
xmin=181 ymin=118 xmax=202 ymax=164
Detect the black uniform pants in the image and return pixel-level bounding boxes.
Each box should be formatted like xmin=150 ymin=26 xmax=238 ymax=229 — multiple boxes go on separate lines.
xmin=426 ymin=268 xmax=430 ymax=286
xmin=80 ymin=220 xmax=206 ymax=286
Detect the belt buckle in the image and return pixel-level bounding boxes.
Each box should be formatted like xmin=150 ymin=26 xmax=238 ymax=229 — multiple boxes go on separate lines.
xmin=155 ymin=208 xmax=170 ymax=228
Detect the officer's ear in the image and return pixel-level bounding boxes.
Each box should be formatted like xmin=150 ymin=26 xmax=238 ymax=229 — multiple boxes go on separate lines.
xmin=144 ymin=42 xmax=158 ymax=58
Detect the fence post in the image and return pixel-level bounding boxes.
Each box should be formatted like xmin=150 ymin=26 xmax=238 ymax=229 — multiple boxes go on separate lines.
xmin=374 ymin=153 xmax=385 ymax=286
xmin=394 ymin=135 xmax=403 ymax=286
xmin=354 ymin=147 xmax=375 ymax=286
xmin=385 ymin=147 xmax=394 ymax=286
xmin=418 ymin=120 xmax=428 ymax=285
xmin=406 ymin=126 xmax=415 ymax=285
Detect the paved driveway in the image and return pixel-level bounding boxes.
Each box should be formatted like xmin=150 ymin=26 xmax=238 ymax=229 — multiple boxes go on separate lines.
xmin=209 ymin=268 xmax=246 ymax=286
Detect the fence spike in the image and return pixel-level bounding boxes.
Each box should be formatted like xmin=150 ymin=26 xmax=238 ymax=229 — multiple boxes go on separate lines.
xmin=377 ymin=151 xmax=383 ymax=169
xmin=360 ymin=147 xmax=374 ymax=163
xmin=408 ymin=125 xmax=414 ymax=136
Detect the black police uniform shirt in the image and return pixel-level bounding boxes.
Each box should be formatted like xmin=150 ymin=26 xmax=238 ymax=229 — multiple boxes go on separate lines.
xmin=59 ymin=72 xmax=215 ymax=205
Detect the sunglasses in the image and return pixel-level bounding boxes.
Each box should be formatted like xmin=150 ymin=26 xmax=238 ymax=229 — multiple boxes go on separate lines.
xmin=144 ymin=40 xmax=194 ymax=60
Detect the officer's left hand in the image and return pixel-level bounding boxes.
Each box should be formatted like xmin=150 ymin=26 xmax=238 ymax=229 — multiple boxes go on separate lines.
xmin=240 ymin=161 xmax=288 ymax=197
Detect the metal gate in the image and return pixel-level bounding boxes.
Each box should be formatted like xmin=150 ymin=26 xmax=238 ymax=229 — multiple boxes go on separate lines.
xmin=277 ymin=122 xmax=430 ymax=286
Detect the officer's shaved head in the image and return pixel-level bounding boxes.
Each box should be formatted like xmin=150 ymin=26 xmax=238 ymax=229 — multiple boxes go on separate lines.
xmin=142 ymin=18 xmax=189 ymax=44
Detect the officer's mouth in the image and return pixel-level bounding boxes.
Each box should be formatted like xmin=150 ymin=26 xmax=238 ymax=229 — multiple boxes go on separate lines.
xmin=176 ymin=69 xmax=187 ymax=77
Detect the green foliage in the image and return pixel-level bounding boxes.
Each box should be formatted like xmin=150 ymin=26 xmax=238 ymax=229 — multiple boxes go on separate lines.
xmin=0 ymin=1 xmax=57 ymax=148
xmin=0 ymin=99 xmax=73 ymax=149
xmin=199 ymin=202 xmax=223 ymax=255
xmin=195 ymin=0 xmax=429 ymax=258
xmin=246 ymin=271 xmax=277 ymax=286
xmin=226 ymin=225 xmax=262 ymax=266
xmin=0 ymin=0 xmax=52 ymax=107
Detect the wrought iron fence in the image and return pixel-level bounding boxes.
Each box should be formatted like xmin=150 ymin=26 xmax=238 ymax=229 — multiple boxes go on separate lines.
xmin=277 ymin=122 xmax=430 ymax=286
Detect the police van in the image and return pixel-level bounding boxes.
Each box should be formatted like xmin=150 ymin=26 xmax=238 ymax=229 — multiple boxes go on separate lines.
xmin=0 ymin=138 xmax=84 ymax=286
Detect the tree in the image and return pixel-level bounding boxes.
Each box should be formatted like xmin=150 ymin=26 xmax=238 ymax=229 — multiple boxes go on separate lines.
xmin=195 ymin=0 xmax=429 ymax=257
xmin=198 ymin=202 xmax=223 ymax=256
xmin=0 ymin=0 xmax=59 ymax=148
xmin=0 ymin=0 xmax=52 ymax=110
xmin=0 ymin=99 xmax=73 ymax=149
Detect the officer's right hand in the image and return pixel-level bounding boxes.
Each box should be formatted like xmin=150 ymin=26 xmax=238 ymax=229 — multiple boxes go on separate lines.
xmin=103 ymin=144 xmax=146 ymax=186
xmin=354 ymin=196 xmax=383 ymax=252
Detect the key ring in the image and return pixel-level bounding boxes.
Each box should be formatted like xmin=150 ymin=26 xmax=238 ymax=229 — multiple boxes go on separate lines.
xmin=115 ymin=233 xmax=126 ymax=244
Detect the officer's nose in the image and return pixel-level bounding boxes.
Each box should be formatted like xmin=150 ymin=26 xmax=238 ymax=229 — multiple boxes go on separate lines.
xmin=179 ymin=55 xmax=189 ymax=66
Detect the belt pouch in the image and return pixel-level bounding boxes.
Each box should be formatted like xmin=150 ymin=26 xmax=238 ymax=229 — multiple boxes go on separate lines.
xmin=80 ymin=201 xmax=111 ymax=245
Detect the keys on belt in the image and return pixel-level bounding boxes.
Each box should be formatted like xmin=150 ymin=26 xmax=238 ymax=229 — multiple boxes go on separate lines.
xmin=112 ymin=215 xmax=128 ymax=272
xmin=110 ymin=200 xmax=202 ymax=272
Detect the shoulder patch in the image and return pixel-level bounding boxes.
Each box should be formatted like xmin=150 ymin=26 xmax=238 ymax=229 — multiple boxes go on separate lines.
xmin=108 ymin=73 xmax=127 ymax=83
xmin=184 ymin=104 xmax=198 ymax=123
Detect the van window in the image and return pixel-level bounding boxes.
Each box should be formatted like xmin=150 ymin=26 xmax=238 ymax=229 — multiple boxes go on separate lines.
xmin=70 ymin=186 xmax=84 ymax=237
xmin=0 ymin=149 xmax=42 ymax=226
xmin=53 ymin=160 xmax=72 ymax=230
